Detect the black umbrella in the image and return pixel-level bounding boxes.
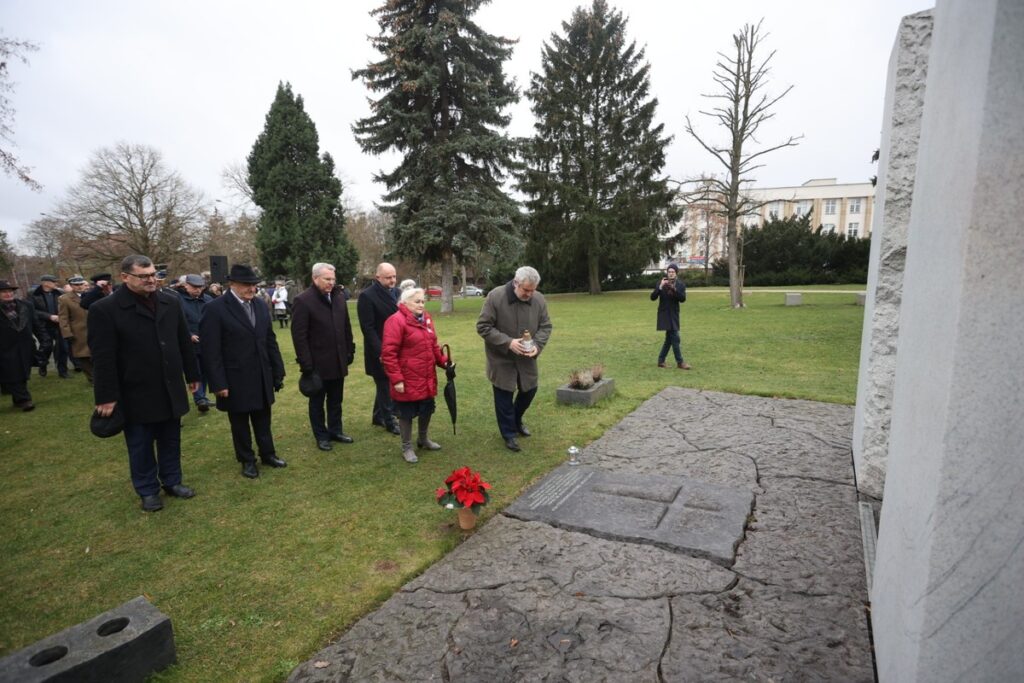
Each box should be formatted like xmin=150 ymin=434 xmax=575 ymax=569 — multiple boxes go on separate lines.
xmin=441 ymin=344 xmax=457 ymax=434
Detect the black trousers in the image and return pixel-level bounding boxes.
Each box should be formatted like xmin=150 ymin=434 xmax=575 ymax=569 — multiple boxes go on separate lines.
xmin=38 ymin=326 xmax=69 ymax=375
xmin=371 ymin=374 xmax=395 ymax=426
xmin=0 ymin=381 xmax=32 ymax=405
xmin=307 ymin=378 xmax=344 ymax=440
xmin=228 ymin=406 xmax=275 ymax=463
xmin=492 ymin=383 xmax=537 ymax=439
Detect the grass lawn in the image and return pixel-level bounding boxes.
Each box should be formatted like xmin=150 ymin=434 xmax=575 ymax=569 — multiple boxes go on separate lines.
xmin=0 ymin=287 xmax=863 ymax=681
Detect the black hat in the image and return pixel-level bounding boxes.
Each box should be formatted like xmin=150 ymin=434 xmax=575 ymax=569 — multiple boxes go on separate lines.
xmin=227 ymin=264 xmax=261 ymax=284
xmin=90 ymin=406 xmax=125 ymax=438
xmin=0 ymin=279 xmax=19 ymax=291
xmin=40 ymin=274 xmax=58 ymax=283
xmin=666 ymin=263 xmax=680 ymax=273
xmin=298 ymin=370 xmax=324 ymax=397
xmin=90 ymin=273 xmax=112 ymax=283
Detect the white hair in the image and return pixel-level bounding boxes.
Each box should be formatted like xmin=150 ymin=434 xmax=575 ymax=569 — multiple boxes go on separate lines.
xmin=400 ymin=287 xmax=424 ymax=304
xmin=311 ymin=262 xmax=336 ymax=279
xmin=399 ymin=278 xmax=417 ymax=292
xmin=514 ymin=266 xmax=541 ymax=286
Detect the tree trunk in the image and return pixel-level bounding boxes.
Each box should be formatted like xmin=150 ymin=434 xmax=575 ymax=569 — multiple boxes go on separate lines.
xmin=440 ymin=250 xmax=454 ymax=313
xmin=726 ymin=215 xmax=744 ymax=308
xmin=587 ymin=249 xmax=601 ymax=295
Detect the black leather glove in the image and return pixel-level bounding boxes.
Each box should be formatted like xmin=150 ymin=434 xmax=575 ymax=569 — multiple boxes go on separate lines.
xmin=346 ymin=354 xmax=354 ymax=366
xmin=274 ymin=381 xmax=284 ymax=392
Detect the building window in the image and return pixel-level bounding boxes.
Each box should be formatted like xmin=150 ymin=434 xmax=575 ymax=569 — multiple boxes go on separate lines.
xmin=824 ymin=199 xmax=837 ymax=215
xmin=766 ymin=201 xmax=783 ymax=218
xmin=849 ymin=197 xmax=862 ymax=214
xmin=823 ymin=224 xmax=836 ymax=234
xmin=847 ymin=222 xmax=860 ymax=238
xmin=793 ymin=200 xmax=811 ymax=217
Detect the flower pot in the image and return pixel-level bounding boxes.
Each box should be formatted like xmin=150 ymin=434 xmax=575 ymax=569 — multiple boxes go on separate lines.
xmin=556 ymin=378 xmax=615 ymax=406
xmin=457 ymin=507 xmax=477 ymax=530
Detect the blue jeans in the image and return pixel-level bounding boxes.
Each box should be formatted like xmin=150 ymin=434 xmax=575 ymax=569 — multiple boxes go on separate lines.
xmin=658 ymin=329 xmax=683 ymax=364
xmin=123 ymin=419 xmax=183 ymax=497
xmin=492 ymin=384 xmax=537 ymax=439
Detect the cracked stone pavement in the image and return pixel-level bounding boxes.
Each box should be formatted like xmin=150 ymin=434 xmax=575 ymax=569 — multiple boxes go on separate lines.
xmin=289 ymin=388 xmax=874 ymax=682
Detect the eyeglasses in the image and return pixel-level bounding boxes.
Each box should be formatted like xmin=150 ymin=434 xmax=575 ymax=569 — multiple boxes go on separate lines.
xmin=124 ymin=271 xmax=158 ymax=281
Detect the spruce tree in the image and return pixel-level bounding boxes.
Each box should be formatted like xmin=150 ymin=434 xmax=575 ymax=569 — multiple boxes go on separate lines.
xmin=248 ymin=82 xmax=358 ymax=285
xmin=352 ymin=0 xmax=520 ymax=311
xmin=520 ymin=0 xmax=678 ymax=294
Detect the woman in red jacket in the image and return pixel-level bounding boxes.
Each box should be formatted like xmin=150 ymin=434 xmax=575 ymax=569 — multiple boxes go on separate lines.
xmin=381 ymin=287 xmax=449 ymax=463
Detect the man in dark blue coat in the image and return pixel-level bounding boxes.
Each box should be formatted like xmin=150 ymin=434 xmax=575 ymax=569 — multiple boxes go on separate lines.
xmin=1 ymin=280 xmax=48 ymax=411
xmin=650 ymin=263 xmax=691 ymax=370
xmin=178 ymin=274 xmax=213 ymax=412
xmin=200 ymin=264 xmax=286 ymax=479
xmin=356 ymin=262 xmax=400 ymax=435
xmin=88 ymin=255 xmax=201 ymax=512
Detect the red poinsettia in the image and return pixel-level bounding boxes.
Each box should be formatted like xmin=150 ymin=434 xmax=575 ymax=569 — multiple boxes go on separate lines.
xmin=435 ymin=466 xmax=491 ymax=512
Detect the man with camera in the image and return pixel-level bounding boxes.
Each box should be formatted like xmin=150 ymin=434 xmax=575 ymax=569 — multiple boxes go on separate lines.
xmin=651 ymin=263 xmax=691 ymax=370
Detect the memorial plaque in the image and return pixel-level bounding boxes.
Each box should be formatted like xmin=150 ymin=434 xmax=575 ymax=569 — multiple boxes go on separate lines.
xmin=505 ymin=465 xmax=753 ymax=565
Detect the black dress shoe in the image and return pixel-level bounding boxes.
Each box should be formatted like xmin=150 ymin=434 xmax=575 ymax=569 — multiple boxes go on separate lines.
xmin=261 ymin=455 xmax=287 ymax=468
xmin=386 ymin=422 xmax=400 ymax=435
xmin=242 ymin=462 xmax=259 ymax=478
xmin=59 ymin=372 xmax=70 ymax=379
xmin=197 ymin=401 xmax=209 ymax=413
xmin=317 ymin=440 xmax=333 ymax=451
xmin=517 ymin=424 xmax=531 ymax=437
xmin=16 ymin=400 xmax=35 ymax=412
xmin=38 ymin=366 xmax=47 ymax=377
xmin=504 ymin=437 xmax=521 ymax=452
xmin=140 ymin=494 xmax=163 ymax=512
xmin=329 ymin=433 xmax=354 ymax=444
xmin=164 ymin=484 xmax=195 ymax=498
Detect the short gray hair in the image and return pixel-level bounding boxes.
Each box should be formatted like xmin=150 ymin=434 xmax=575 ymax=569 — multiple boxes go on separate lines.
xmin=400 ymin=287 xmax=424 ymax=304
xmin=514 ymin=266 xmax=541 ymax=286
xmin=311 ymin=262 xmax=335 ymax=279
xmin=120 ymin=254 xmax=153 ymax=273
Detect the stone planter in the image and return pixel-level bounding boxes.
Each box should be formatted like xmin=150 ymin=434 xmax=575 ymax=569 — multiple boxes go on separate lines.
xmin=556 ymin=378 xmax=615 ymax=407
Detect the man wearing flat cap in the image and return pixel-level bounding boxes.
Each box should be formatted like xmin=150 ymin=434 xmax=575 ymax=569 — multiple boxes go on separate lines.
xmin=1 ymin=280 xmax=48 ymax=411
xmin=88 ymin=254 xmax=201 ymax=512
xmin=178 ymin=274 xmax=213 ymax=411
xmin=58 ymin=276 xmax=93 ymax=381
xmin=200 ymin=264 xmax=286 ymax=478
xmin=30 ymin=274 xmax=69 ymax=378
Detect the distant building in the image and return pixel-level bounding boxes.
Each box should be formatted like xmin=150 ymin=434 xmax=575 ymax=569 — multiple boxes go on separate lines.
xmin=649 ymin=178 xmax=875 ymax=273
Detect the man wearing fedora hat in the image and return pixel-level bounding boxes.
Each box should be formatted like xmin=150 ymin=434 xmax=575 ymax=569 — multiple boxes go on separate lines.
xmin=200 ymin=264 xmax=287 ymax=478
xmin=88 ymin=254 xmax=201 ymax=512
xmin=291 ymin=262 xmax=355 ymax=451
xmin=1 ymin=279 xmax=48 ymax=411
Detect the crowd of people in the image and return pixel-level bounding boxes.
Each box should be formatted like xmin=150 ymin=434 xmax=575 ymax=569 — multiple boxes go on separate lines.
xmin=1 ymin=257 xmax=575 ymax=513
xmin=2 ymin=256 xmax=695 ymax=512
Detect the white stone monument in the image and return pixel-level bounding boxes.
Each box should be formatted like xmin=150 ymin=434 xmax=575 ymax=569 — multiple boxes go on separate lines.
xmin=872 ymin=0 xmax=1024 ymax=679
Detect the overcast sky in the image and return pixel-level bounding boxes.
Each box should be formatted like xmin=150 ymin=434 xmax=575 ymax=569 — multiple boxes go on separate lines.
xmin=1 ymin=0 xmax=932 ymax=247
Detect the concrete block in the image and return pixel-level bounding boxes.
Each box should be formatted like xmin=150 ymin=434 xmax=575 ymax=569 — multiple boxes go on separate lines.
xmin=872 ymin=1 xmax=1024 ymax=680
xmin=784 ymin=293 xmax=802 ymax=306
xmin=0 ymin=596 xmax=176 ymax=683
xmin=855 ymin=292 xmax=866 ymax=306
xmin=556 ymin=378 xmax=614 ymax=406
xmin=852 ymin=9 xmax=933 ymax=500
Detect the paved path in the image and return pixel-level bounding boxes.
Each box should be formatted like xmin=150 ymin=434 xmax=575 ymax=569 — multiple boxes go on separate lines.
xmin=290 ymin=388 xmax=874 ymax=682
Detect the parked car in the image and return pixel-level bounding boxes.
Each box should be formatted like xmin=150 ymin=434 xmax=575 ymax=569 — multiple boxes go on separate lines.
xmin=425 ymin=286 xmax=442 ymax=298
xmin=462 ymin=285 xmax=485 ymax=296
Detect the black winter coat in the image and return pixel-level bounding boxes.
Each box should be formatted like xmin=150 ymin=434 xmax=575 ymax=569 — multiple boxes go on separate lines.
xmin=199 ymin=293 xmax=284 ymax=414
xmin=651 ymin=279 xmax=686 ymax=331
xmin=356 ymin=281 xmax=398 ymax=378
xmin=291 ymin=286 xmax=354 ymax=381
xmin=29 ymin=284 xmax=61 ymax=328
xmin=87 ymin=286 xmax=200 ymax=424
xmin=0 ymin=299 xmax=47 ymax=383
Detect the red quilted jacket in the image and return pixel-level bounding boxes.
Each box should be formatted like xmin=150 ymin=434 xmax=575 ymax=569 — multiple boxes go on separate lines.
xmin=381 ymin=304 xmax=448 ymax=402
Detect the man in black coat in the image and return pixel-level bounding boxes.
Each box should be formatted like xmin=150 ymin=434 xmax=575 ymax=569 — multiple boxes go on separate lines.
xmin=0 ymin=280 xmax=48 ymax=411
xmin=88 ymin=255 xmax=201 ymax=512
xmin=30 ymin=274 xmax=69 ymax=378
xmin=79 ymin=273 xmax=113 ymax=310
xmin=178 ymin=274 xmax=214 ymax=412
xmin=650 ymin=263 xmax=691 ymax=370
xmin=291 ymin=262 xmax=356 ymax=451
xmin=356 ymin=262 xmax=400 ymax=435
xmin=200 ymin=264 xmax=287 ymax=479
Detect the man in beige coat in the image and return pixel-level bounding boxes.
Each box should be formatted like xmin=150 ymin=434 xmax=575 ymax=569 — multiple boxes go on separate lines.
xmin=58 ymin=276 xmax=92 ymax=381
xmin=476 ymin=266 xmax=552 ymax=452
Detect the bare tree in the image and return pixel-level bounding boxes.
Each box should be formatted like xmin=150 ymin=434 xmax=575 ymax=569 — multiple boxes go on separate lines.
xmin=20 ymin=215 xmax=67 ymax=272
xmin=220 ymin=160 xmax=257 ymax=211
xmin=58 ymin=142 xmax=206 ymax=266
xmin=684 ymin=20 xmax=800 ymax=308
xmin=0 ymin=35 xmax=41 ymax=190
xmin=0 ymin=228 xmax=15 ymax=278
